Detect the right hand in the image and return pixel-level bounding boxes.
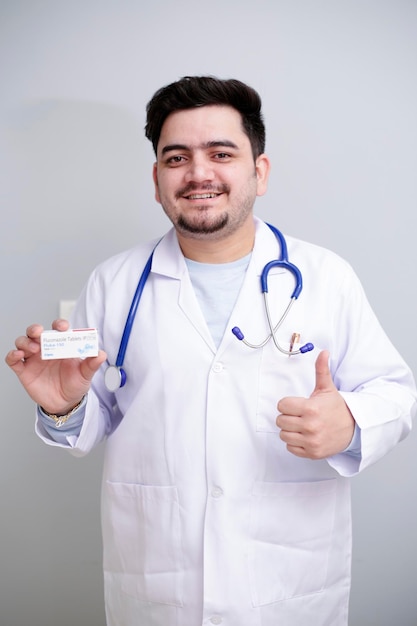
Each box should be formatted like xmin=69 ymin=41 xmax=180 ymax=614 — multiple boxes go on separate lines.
xmin=5 ymin=319 xmax=107 ymax=414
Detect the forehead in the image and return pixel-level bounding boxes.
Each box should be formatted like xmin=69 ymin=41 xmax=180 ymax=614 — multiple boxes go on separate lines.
xmin=157 ymin=105 xmax=249 ymax=152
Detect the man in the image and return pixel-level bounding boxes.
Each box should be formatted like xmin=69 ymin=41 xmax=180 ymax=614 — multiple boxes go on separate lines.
xmin=6 ymin=76 xmax=416 ymax=626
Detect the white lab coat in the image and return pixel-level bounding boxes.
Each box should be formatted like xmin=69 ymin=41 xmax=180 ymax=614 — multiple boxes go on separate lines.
xmin=37 ymin=218 xmax=416 ymax=626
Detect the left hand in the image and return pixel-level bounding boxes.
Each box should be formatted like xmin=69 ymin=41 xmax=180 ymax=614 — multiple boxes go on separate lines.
xmin=276 ymin=350 xmax=355 ymax=459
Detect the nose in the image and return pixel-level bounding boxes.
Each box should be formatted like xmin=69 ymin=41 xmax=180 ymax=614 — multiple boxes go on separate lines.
xmin=184 ymin=153 xmax=214 ymax=183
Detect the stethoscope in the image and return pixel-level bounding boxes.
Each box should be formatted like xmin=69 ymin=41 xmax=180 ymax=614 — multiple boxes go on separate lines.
xmin=231 ymin=223 xmax=314 ymax=357
xmin=104 ymin=223 xmax=314 ymax=392
xmin=104 ymin=250 xmax=155 ymax=393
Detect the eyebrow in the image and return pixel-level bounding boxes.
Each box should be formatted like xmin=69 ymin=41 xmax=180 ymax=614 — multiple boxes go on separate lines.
xmin=160 ymin=140 xmax=239 ymax=156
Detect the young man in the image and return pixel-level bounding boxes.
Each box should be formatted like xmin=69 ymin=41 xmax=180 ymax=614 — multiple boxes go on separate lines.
xmin=6 ymin=76 xmax=416 ymax=626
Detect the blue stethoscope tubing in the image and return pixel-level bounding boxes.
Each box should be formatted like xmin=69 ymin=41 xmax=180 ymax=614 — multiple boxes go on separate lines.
xmin=104 ymin=223 xmax=313 ymax=392
xmin=231 ymin=223 xmax=314 ymax=356
xmin=103 ymin=250 xmax=155 ymax=393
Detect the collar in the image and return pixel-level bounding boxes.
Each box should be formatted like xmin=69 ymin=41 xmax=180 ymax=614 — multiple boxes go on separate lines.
xmin=150 ymin=217 xmax=287 ymax=279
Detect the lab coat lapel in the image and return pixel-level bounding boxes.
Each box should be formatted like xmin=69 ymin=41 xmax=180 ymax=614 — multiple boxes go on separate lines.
xmin=151 ymin=228 xmax=216 ymax=353
xmin=150 ymin=220 xmax=287 ymax=355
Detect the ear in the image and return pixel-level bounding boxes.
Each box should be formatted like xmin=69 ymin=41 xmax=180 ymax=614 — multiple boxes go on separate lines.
xmin=255 ymin=153 xmax=271 ymax=197
xmin=152 ymin=163 xmax=161 ymax=204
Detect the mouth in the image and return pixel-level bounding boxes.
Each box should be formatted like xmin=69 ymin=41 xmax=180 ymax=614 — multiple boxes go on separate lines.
xmin=184 ymin=192 xmax=221 ymax=200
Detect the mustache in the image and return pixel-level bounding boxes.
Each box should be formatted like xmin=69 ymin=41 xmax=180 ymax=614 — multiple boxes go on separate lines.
xmin=176 ymin=183 xmax=230 ymax=198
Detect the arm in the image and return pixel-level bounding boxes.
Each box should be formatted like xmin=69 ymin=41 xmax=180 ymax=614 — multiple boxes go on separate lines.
xmin=276 ymin=348 xmax=416 ymax=476
xmin=276 ymin=252 xmax=416 ymax=477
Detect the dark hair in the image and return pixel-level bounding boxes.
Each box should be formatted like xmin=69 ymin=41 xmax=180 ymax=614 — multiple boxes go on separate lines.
xmin=145 ymin=75 xmax=266 ymax=159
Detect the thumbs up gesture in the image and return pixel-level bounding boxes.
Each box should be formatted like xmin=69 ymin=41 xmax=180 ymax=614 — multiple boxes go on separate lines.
xmin=276 ymin=350 xmax=355 ymax=459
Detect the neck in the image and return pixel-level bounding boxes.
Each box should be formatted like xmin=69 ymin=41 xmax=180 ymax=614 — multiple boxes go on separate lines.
xmin=177 ymin=217 xmax=256 ymax=263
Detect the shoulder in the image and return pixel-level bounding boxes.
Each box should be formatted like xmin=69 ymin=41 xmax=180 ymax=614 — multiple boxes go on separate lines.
xmin=255 ymin=218 xmax=355 ymax=275
xmin=90 ymin=229 xmax=177 ymax=283
xmin=255 ymin=220 xmax=361 ymax=298
xmin=284 ymin=233 xmax=365 ymax=302
xmin=287 ymin=233 xmax=350 ymax=268
xmin=93 ymin=240 xmax=158 ymax=278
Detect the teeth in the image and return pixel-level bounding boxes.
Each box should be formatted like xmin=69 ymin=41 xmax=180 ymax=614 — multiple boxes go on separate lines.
xmin=187 ymin=193 xmax=217 ymax=199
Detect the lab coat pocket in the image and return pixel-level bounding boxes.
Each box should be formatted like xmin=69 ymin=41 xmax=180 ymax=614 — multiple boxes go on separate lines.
xmin=249 ymin=479 xmax=337 ymax=606
xmin=103 ymin=481 xmax=184 ymax=607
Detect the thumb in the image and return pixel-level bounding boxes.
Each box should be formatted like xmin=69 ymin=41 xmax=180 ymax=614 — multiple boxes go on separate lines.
xmin=311 ymin=350 xmax=336 ymax=397
xmin=80 ymin=350 xmax=108 ymax=382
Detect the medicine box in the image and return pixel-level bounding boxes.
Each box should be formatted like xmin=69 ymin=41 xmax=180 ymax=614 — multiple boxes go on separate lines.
xmin=41 ymin=329 xmax=99 ymax=360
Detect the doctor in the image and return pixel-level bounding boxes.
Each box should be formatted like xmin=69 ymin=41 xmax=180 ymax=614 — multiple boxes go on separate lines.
xmin=6 ymin=76 xmax=416 ymax=626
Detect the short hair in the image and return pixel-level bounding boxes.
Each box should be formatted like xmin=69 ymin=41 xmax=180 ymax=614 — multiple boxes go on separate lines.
xmin=145 ymin=75 xmax=266 ymax=160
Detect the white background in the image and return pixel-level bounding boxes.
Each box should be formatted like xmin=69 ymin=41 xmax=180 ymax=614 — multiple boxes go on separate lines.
xmin=1 ymin=1 xmax=416 ymax=624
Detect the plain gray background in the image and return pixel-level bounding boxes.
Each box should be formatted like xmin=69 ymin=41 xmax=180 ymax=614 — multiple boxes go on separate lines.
xmin=1 ymin=1 xmax=416 ymax=624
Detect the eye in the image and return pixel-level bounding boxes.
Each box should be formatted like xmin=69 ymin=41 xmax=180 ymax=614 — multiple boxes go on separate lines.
xmin=213 ymin=152 xmax=231 ymax=161
xmin=166 ymin=155 xmax=186 ymax=165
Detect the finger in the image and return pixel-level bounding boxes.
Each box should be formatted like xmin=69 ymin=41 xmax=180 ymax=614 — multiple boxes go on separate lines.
xmin=286 ymin=444 xmax=308 ymax=458
xmin=276 ymin=412 xmax=303 ymax=432
xmin=15 ymin=334 xmax=41 ymax=357
xmin=279 ymin=429 xmax=306 ymax=453
xmin=79 ymin=350 xmax=107 ymax=381
xmin=51 ymin=318 xmax=70 ymax=331
xmin=277 ymin=396 xmax=307 ymax=417
xmin=311 ymin=349 xmax=335 ymax=396
xmin=25 ymin=324 xmax=44 ymax=340
xmin=5 ymin=349 xmax=26 ymax=369
xmin=5 ymin=347 xmax=39 ymax=378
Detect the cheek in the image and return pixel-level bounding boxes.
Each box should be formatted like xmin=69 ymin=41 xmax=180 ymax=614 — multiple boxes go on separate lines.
xmin=154 ymin=171 xmax=176 ymax=205
xmin=154 ymin=170 xmax=177 ymax=202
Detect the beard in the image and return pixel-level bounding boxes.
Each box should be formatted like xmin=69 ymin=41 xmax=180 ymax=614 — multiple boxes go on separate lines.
xmin=176 ymin=210 xmax=229 ymax=235
xmin=175 ymin=183 xmax=229 ymax=235
xmin=158 ymin=177 xmax=258 ymax=240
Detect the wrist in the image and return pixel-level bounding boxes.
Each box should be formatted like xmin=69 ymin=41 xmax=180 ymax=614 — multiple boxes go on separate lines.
xmin=40 ymin=396 xmax=85 ymax=428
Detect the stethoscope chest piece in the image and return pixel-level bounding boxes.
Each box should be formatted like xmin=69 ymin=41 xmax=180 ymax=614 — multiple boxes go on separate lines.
xmin=104 ymin=365 xmax=127 ymax=392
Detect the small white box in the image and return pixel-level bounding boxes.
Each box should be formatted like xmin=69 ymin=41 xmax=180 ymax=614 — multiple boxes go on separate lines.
xmin=41 ymin=329 xmax=99 ymax=360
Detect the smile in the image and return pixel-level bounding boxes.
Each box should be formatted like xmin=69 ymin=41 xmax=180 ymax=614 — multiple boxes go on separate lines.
xmin=185 ymin=193 xmax=220 ymax=200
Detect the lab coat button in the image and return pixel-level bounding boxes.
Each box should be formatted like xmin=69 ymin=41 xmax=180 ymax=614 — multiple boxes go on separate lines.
xmin=212 ymin=362 xmax=223 ymax=373
xmin=211 ymin=487 xmax=223 ymax=498
xmin=210 ymin=616 xmax=222 ymax=625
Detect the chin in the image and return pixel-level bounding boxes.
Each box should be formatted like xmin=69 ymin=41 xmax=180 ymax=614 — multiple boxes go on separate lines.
xmin=177 ymin=214 xmax=229 ymax=236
